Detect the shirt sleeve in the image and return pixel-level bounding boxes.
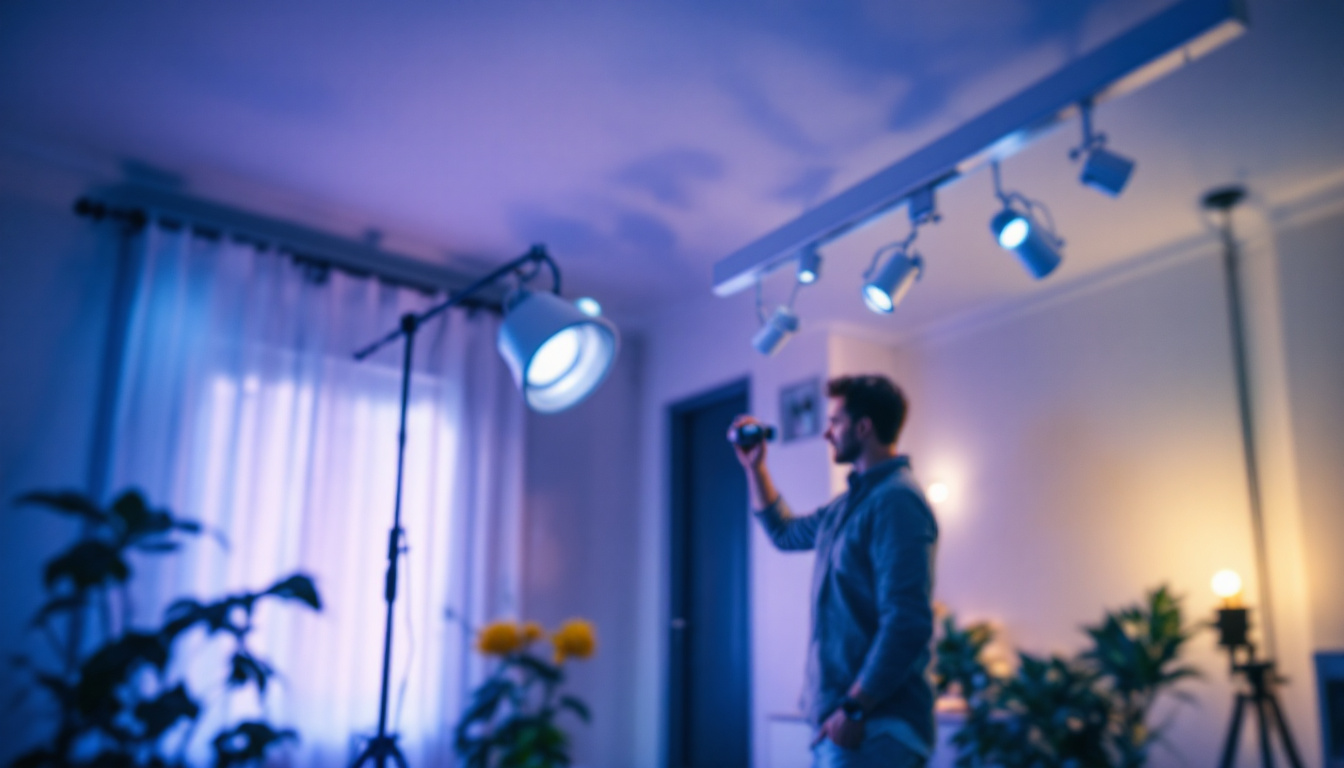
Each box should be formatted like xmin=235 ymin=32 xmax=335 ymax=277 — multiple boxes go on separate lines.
xmin=855 ymin=488 xmax=937 ymax=704
xmin=753 ymin=496 xmax=823 ymax=552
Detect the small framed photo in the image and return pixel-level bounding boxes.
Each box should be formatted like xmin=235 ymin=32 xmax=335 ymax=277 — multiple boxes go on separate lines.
xmin=779 ymin=377 xmax=822 ymax=443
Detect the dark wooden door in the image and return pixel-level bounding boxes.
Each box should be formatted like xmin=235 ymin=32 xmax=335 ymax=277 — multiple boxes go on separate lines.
xmin=669 ymin=380 xmax=751 ymax=768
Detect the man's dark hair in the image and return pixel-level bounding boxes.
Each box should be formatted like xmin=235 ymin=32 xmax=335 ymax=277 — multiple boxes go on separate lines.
xmin=826 ymin=374 xmax=908 ymax=446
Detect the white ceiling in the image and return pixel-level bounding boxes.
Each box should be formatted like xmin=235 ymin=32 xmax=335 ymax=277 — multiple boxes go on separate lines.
xmin=2 ymin=1 xmax=1341 ymax=333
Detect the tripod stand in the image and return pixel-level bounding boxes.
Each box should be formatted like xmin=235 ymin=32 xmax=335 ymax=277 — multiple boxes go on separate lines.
xmin=349 ymin=247 xmax=562 ymax=768
xmin=1217 ymin=637 xmax=1304 ymax=768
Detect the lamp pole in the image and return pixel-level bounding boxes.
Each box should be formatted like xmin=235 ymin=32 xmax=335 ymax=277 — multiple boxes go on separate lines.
xmin=350 ymin=246 xmax=557 ymax=768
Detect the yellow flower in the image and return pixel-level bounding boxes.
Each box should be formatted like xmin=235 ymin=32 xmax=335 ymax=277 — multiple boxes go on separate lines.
xmin=551 ymin=618 xmax=597 ymax=665
xmin=521 ymin=621 xmax=544 ymax=645
xmin=476 ymin=620 xmax=523 ymax=656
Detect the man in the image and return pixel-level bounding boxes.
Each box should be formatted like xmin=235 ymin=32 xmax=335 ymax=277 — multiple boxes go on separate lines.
xmin=732 ymin=374 xmax=938 ymax=768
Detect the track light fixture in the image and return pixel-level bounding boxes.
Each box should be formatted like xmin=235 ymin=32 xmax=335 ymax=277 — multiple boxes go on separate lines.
xmin=750 ymin=275 xmax=803 ymax=356
xmin=752 ymin=305 xmax=800 ymax=356
xmin=990 ymin=162 xmax=1063 ymax=280
xmin=1071 ymin=101 xmax=1135 ymax=197
xmin=862 ymin=228 xmax=923 ymax=314
xmin=796 ymin=246 xmax=823 ymax=285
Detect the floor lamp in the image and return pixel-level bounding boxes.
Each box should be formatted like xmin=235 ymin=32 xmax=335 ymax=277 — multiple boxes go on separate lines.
xmin=349 ymin=245 xmax=618 ymax=768
xmin=1203 ymin=186 xmax=1303 ymax=768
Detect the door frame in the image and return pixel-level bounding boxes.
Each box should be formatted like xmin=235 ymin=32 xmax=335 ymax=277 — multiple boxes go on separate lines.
xmin=666 ymin=377 xmax=752 ymax=768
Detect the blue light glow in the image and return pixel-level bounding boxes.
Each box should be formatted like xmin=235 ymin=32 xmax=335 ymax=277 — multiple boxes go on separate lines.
xmin=998 ymin=216 xmax=1029 ymax=249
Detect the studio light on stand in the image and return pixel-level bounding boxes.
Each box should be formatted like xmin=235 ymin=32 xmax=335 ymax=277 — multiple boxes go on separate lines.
xmin=350 ymin=245 xmax=617 ymax=768
xmin=989 ymin=161 xmax=1063 ymax=280
xmin=1210 ymin=569 xmax=1305 ymax=768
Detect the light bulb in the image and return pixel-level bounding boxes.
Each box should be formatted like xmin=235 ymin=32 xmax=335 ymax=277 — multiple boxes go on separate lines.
xmin=527 ymin=327 xmax=582 ymax=387
xmin=1211 ymin=569 xmax=1243 ymax=601
xmin=926 ymin=482 xmax=950 ymax=504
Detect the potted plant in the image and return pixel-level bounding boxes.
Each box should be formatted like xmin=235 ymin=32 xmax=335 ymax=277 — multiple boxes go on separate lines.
xmin=454 ymin=618 xmax=596 ymax=768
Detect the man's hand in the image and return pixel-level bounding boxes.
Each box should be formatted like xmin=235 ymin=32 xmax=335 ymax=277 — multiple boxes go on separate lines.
xmin=811 ymin=708 xmax=865 ymax=750
xmin=728 ymin=414 xmax=767 ymax=470
xmin=729 ymin=415 xmax=779 ymax=511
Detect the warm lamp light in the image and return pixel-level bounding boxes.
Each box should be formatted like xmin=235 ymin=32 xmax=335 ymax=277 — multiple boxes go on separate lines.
xmin=1211 ymin=569 xmax=1243 ymax=607
xmin=926 ymin=482 xmax=950 ymax=504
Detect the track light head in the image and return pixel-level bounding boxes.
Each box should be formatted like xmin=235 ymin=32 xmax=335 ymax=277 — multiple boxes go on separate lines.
xmin=1080 ymin=146 xmax=1135 ymax=197
xmin=796 ymin=246 xmax=823 ymax=285
xmin=990 ymin=206 xmax=1062 ymax=280
xmin=752 ymin=306 xmax=799 ymax=356
xmin=862 ymin=247 xmax=923 ymax=314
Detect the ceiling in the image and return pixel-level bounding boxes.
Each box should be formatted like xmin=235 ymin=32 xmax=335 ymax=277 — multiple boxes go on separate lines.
xmin=2 ymin=1 xmax=1341 ymax=333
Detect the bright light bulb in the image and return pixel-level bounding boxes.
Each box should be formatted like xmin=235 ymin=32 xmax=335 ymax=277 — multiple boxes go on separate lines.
xmin=998 ymin=217 xmax=1029 ymax=249
xmin=926 ymin=482 xmax=950 ymax=504
xmin=798 ymin=268 xmax=817 ymax=284
xmin=1211 ymin=569 xmax=1243 ymax=600
xmin=527 ymin=327 xmax=581 ymax=387
xmin=575 ymin=297 xmax=602 ymax=317
xmin=863 ymin=285 xmax=893 ymax=314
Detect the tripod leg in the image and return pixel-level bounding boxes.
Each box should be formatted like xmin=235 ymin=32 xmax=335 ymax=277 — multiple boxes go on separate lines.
xmin=1254 ymin=696 xmax=1277 ymax=768
xmin=1265 ymin=693 xmax=1305 ymax=768
xmin=1219 ymin=694 xmax=1248 ymax=768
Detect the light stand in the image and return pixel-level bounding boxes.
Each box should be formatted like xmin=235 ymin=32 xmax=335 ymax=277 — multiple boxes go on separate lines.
xmin=349 ymin=245 xmax=561 ymax=768
xmin=1216 ymin=606 xmax=1305 ymax=768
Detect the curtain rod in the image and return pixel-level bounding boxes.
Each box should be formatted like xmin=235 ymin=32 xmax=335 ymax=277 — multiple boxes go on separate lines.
xmin=72 ymin=192 xmax=503 ymax=311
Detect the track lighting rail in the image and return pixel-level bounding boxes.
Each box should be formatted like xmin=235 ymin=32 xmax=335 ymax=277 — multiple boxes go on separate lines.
xmin=711 ymin=0 xmax=1246 ymax=297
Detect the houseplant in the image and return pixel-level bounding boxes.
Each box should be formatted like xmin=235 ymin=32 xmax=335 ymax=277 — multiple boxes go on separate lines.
xmin=934 ymin=585 xmax=1200 ymax=768
xmin=8 ymin=489 xmax=321 ymax=767
xmin=453 ymin=618 xmax=596 ymax=768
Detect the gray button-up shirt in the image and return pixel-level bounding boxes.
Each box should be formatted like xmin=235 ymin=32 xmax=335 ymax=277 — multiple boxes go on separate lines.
xmin=755 ymin=456 xmax=938 ymax=747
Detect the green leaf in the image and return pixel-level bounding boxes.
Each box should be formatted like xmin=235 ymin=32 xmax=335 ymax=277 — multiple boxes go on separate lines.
xmin=29 ymin=594 xmax=86 ymax=628
xmin=228 ymin=651 xmax=274 ymax=694
xmin=264 ymin=573 xmax=322 ymax=611
xmin=43 ymin=540 xmax=130 ymax=590
xmin=212 ymin=721 xmax=299 ymax=768
xmin=9 ymin=747 xmax=58 ymax=768
xmin=134 ymin=683 xmax=200 ymax=739
xmin=15 ymin=490 xmax=105 ymax=523
xmin=558 ymin=695 xmax=590 ymax=723
xmin=76 ymin=632 xmax=169 ymax=716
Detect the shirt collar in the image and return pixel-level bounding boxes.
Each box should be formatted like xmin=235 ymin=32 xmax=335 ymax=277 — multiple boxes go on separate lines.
xmin=846 ymin=455 xmax=910 ymax=492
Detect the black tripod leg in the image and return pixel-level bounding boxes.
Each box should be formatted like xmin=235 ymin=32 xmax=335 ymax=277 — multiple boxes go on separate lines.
xmin=1254 ymin=695 xmax=1278 ymax=768
xmin=1220 ymin=694 xmax=1248 ymax=768
xmin=1266 ymin=693 xmax=1305 ymax=768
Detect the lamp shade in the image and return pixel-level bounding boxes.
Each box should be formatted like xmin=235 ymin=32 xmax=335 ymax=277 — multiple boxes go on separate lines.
xmin=990 ymin=207 xmax=1062 ymax=280
xmin=497 ymin=291 xmax=619 ymax=413
xmin=863 ymin=250 xmax=923 ymax=314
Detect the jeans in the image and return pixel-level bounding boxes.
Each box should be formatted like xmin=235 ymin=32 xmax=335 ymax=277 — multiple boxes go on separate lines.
xmin=812 ymin=734 xmax=926 ymax=768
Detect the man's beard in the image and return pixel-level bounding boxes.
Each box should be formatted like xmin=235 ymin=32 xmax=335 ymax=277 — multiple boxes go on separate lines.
xmin=831 ymin=435 xmax=861 ymax=464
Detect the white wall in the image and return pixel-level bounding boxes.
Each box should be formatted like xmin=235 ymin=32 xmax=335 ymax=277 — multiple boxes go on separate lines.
xmin=1275 ymin=201 xmax=1344 ymax=651
xmin=0 ymin=145 xmax=121 ymax=753
xmin=522 ymin=336 xmax=645 ymax=768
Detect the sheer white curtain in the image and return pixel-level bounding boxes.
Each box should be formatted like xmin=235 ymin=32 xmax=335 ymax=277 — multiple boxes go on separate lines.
xmin=104 ymin=222 xmax=524 ymax=765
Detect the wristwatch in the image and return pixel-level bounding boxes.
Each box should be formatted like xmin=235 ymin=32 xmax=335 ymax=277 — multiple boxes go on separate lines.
xmin=839 ymin=697 xmax=866 ymax=723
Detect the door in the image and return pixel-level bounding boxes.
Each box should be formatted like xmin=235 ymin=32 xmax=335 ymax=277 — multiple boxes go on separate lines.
xmin=668 ymin=379 xmax=752 ymax=768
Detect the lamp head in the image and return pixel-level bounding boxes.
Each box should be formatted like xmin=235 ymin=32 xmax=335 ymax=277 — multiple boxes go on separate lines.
xmin=797 ymin=246 xmax=823 ymax=285
xmin=862 ymin=249 xmax=923 ymax=314
xmin=990 ymin=206 xmax=1062 ymax=279
xmin=497 ymin=290 xmax=619 ymax=413
xmin=752 ymin=306 xmax=799 ymax=356
xmin=1080 ymin=146 xmax=1135 ymax=197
